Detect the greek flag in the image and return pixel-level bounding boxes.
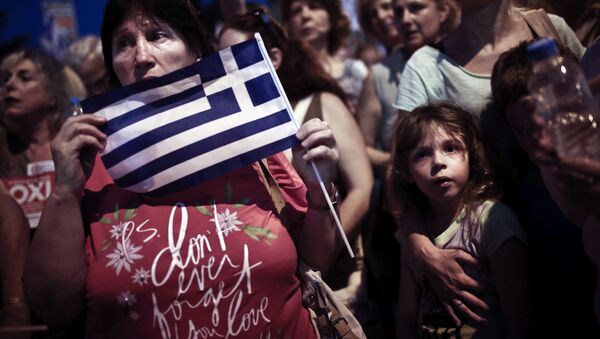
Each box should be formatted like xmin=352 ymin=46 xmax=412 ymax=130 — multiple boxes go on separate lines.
xmin=81 ymin=34 xmax=299 ymax=196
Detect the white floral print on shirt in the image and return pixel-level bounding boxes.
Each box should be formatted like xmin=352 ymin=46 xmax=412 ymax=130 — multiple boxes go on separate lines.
xmin=109 ymin=221 xmax=125 ymax=239
xmin=116 ymin=291 xmax=137 ymax=307
xmin=106 ymin=239 xmax=143 ymax=275
xmin=210 ymin=209 xmax=243 ymax=236
xmin=132 ymin=267 xmax=151 ymax=286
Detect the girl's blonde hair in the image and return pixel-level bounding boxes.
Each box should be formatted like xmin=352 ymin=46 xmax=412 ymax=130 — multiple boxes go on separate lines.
xmin=390 ymin=103 xmax=499 ymax=238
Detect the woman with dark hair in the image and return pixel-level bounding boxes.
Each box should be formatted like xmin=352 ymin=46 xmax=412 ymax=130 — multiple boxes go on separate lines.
xmin=218 ymin=7 xmax=373 ymax=322
xmin=282 ymin=0 xmax=368 ymax=114
xmin=24 ymin=0 xmax=341 ymax=337
xmin=357 ymin=0 xmax=404 ymax=55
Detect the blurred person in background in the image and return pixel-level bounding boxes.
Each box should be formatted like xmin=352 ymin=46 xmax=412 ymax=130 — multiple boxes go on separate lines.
xmin=357 ymin=0 xmax=404 ymax=55
xmin=283 ymin=0 xmax=368 ymax=114
xmin=0 ymin=47 xmax=81 ymax=338
xmin=218 ymin=6 xmax=374 ymax=333
xmin=62 ymin=65 xmax=87 ymax=100
xmin=355 ymin=42 xmax=384 ymax=68
xmin=358 ymin=0 xmax=459 ymax=170
xmin=0 ymin=48 xmax=70 ymax=228
xmin=490 ymin=39 xmax=599 ymax=338
xmin=64 ymin=35 xmax=107 ymax=97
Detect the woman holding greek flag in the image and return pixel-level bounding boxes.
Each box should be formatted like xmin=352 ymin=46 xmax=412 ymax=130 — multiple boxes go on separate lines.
xmin=218 ymin=6 xmax=374 ymax=329
xmin=24 ymin=0 xmax=342 ymax=337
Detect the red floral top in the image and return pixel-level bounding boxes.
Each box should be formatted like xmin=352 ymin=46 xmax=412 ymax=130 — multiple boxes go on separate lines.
xmin=82 ymin=153 xmax=317 ymax=339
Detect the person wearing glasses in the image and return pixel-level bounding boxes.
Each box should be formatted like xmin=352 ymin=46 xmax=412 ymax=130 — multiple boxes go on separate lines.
xmin=24 ymin=0 xmax=341 ymax=337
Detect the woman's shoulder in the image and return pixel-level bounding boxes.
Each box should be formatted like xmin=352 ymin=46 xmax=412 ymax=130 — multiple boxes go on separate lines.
xmin=372 ymin=49 xmax=406 ymax=79
xmin=403 ymin=46 xmax=450 ymax=79
xmin=318 ymin=91 xmax=351 ymax=114
xmin=546 ymin=13 xmax=586 ymax=58
xmin=406 ymin=45 xmax=442 ymax=66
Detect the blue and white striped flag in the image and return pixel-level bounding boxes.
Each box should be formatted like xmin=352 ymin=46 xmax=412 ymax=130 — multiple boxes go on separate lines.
xmin=81 ymin=34 xmax=299 ymax=196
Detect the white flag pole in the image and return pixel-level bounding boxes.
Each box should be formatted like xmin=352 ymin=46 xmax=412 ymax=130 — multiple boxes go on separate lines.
xmin=254 ymin=33 xmax=355 ymax=258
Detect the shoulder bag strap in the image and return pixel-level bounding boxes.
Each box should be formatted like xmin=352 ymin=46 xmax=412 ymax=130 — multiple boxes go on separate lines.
xmin=302 ymin=93 xmax=323 ymax=124
xmin=294 ymin=94 xmax=314 ymax=126
xmin=258 ymin=162 xmax=361 ymax=339
xmin=521 ymin=8 xmax=562 ymax=43
xmin=256 ymin=159 xmax=286 ymax=215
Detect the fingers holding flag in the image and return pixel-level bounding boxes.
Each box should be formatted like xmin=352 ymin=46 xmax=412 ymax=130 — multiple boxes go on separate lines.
xmin=293 ymin=118 xmax=339 ymax=193
xmin=51 ymin=115 xmax=107 ymax=195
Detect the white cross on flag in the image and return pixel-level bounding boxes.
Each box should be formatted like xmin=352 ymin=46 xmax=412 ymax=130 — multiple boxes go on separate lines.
xmin=81 ymin=34 xmax=299 ymax=196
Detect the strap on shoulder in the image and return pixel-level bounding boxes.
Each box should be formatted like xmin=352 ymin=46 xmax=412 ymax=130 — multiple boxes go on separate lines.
xmin=302 ymin=92 xmax=323 ymax=124
xmin=256 ymin=159 xmax=286 ymax=215
xmin=521 ymin=8 xmax=562 ymax=43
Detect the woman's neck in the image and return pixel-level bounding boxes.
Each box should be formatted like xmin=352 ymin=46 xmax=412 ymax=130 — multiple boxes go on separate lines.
xmin=319 ymin=52 xmax=345 ymax=79
xmin=309 ymin=36 xmax=330 ymax=58
xmin=442 ymin=0 xmax=529 ymax=73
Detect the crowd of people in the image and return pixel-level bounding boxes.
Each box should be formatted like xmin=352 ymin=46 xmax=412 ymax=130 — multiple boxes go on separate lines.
xmin=0 ymin=0 xmax=599 ymax=338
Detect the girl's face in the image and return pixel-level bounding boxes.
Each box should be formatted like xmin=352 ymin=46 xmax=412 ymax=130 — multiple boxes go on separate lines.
xmin=1 ymin=58 xmax=52 ymax=118
xmin=111 ymin=15 xmax=197 ymax=86
xmin=368 ymin=0 xmax=403 ymax=49
xmin=394 ymin=0 xmax=449 ymax=53
xmin=287 ymin=0 xmax=331 ymax=47
xmin=407 ymin=124 xmax=469 ymax=207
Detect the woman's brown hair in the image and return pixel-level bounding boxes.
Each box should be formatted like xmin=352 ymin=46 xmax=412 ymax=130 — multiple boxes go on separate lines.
xmin=281 ymin=0 xmax=351 ymax=55
xmin=390 ymin=103 xmax=499 ymax=238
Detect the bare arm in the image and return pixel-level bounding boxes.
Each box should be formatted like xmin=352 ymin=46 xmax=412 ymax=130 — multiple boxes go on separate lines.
xmin=0 ymin=183 xmax=31 ymax=329
xmin=24 ymin=114 xmax=106 ymax=325
xmin=490 ymin=238 xmax=530 ymax=338
xmin=292 ymin=118 xmax=340 ymax=272
xmin=321 ymin=92 xmax=373 ymax=239
xmin=356 ymin=71 xmax=390 ymax=168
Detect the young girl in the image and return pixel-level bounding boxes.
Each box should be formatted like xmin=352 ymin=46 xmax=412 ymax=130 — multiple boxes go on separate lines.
xmin=389 ymin=103 xmax=530 ymax=338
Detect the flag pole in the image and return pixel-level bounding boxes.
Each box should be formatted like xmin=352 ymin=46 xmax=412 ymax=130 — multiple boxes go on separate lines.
xmin=254 ymin=33 xmax=355 ymax=258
